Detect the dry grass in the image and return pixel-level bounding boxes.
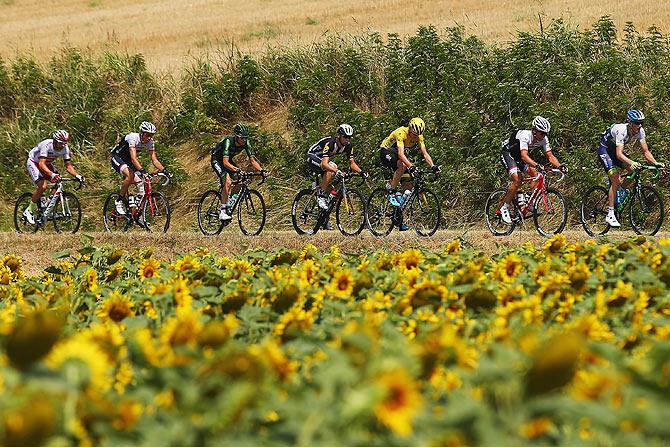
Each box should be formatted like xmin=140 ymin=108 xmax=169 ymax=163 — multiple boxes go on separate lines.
xmin=1 ymin=229 xmax=662 ymax=275
xmin=2 ymin=0 xmax=669 ymax=71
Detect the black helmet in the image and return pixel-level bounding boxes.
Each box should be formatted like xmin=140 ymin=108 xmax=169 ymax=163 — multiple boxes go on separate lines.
xmin=234 ymin=123 xmax=250 ymax=138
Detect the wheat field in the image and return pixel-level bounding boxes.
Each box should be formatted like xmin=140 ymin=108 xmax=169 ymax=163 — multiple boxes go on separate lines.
xmin=2 ymin=0 xmax=669 ymax=71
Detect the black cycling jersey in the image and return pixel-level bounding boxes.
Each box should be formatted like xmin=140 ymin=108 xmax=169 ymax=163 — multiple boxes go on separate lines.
xmin=211 ymin=136 xmax=253 ymax=163
xmin=307 ymin=136 xmax=353 ymax=160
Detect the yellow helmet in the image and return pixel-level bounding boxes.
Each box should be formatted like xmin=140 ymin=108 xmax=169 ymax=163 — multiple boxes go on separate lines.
xmin=408 ymin=117 xmax=425 ymax=135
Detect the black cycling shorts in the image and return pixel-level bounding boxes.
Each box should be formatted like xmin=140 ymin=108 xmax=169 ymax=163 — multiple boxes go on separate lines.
xmin=380 ymin=148 xmax=399 ymax=172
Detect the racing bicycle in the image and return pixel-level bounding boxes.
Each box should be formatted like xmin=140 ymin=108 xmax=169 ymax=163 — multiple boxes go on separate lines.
xmin=14 ymin=177 xmax=83 ymax=233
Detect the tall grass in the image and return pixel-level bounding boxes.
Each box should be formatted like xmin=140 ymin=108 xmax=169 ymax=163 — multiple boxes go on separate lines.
xmin=2 ymin=17 xmax=670 ymax=230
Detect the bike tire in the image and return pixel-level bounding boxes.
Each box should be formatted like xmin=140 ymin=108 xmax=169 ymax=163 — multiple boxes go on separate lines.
xmin=197 ymin=190 xmax=225 ymax=236
xmin=580 ymin=185 xmax=610 ymax=237
xmin=143 ymin=191 xmax=171 ymax=233
xmin=532 ymin=187 xmax=567 ymax=237
xmin=484 ymin=189 xmax=515 ymax=236
xmin=629 ymin=185 xmax=664 ymax=236
xmin=291 ymin=189 xmax=319 ymax=235
xmin=52 ymin=191 xmax=82 ymax=234
xmin=365 ymin=188 xmax=395 ymax=236
xmin=14 ymin=192 xmax=40 ymax=233
xmin=335 ymin=188 xmax=366 ymax=236
xmin=407 ymin=187 xmax=441 ymax=237
xmin=238 ymin=189 xmax=267 ymax=236
xmin=103 ymin=193 xmax=131 ymax=233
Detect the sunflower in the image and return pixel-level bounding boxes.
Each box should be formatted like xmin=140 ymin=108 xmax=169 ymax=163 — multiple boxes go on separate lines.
xmin=393 ymin=248 xmax=424 ymax=271
xmin=1 ymin=254 xmax=23 ymax=280
xmin=327 ymin=270 xmax=354 ymax=298
xmin=105 ymin=263 xmax=124 ymax=282
xmin=444 ymin=239 xmax=461 ymax=254
xmin=160 ymin=307 xmax=202 ymax=347
xmin=607 ymin=279 xmax=635 ymax=307
xmin=229 ymin=259 xmax=255 ymax=278
xmin=374 ymin=368 xmax=423 ymax=437
xmin=97 ymin=291 xmax=135 ymax=323
xmin=520 ymin=416 xmax=555 ymax=439
xmin=138 ymin=258 xmax=161 ymax=280
xmin=543 ymin=233 xmax=568 ymax=254
xmin=493 ymin=253 xmax=524 ymax=283
xmin=46 ymin=331 xmax=115 ymax=392
xmin=0 ymin=266 xmax=12 ymax=285
xmin=171 ymin=255 xmax=201 ymax=272
xmin=82 ymin=268 xmax=98 ymax=292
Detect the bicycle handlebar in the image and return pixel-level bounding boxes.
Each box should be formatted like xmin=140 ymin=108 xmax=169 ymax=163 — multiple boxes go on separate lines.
xmin=145 ymin=172 xmax=171 ymax=186
xmin=48 ymin=177 xmax=84 ymax=190
xmin=234 ymin=170 xmax=267 ymax=185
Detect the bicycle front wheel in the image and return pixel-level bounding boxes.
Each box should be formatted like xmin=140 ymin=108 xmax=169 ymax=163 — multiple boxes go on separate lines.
xmin=238 ymin=189 xmax=266 ymax=236
xmin=335 ymin=188 xmax=366 ymax=236
xmin=143 ymin=192 xmax=171 ymax=233
xmin=53 ymin=192 xmax=82 ymax=233
xmin=103 ymin=193 xmax=131 ymax=233
xmin=365 ymin=188 xmax=395 ymax=236
xmin=197 ymin=190 xmax=224 ymax=236
xmin=407 ymin=188 xmax=441 ymax=237
xmin=484 ymin=189 xmax=515 ymax=236
xmin=532 ymin=187 xmax=567 ymax=237
xmin=14 ymin=193 xmax=39 ymax=233
xmin=291 ymin=189 xmax=319 ymax=235
xmin=629 ymin=185 xmax=664 ymax=236
xmin=580 ymin=186 xmax=610 ymax=237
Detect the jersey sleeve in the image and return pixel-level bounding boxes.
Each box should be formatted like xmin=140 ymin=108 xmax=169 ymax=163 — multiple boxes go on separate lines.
xmin=347 ymin=143 xmax=354 ymax=159
xmin=518 ymin=132 xmax=531 ymax=151
xmin=322 ymin=141 xmax=331 ymax=157
xmin=638 ymin=127 xmax=646 ymax=142
xmin=543 ymin=137 xmax=551 ymax=152
xmin=613 ymin=126 xmax=627 ymax=145
xmin=221 ymin=138 xmax=232 ymax=158
xmin=38 ymin=142 xmax=50 ymax=158
xmin=147 ymin=140 xmax=155 ymax=151
xmin=418 ymin=134 xmax=425 ymax=146
xmin=64 ymin=146 xmax=72 ymax=160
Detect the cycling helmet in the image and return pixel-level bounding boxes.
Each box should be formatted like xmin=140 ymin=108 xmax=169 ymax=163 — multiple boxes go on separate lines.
xmin=234 ymin=123 xmax=250 ymax=138
xmin=408 ymin=117 xmax=425 ymax=135
xmin=532 ymin=116 xmax=551 ymax=133
xmin=52 ymin=129 xmax=70 ymax=144
xmin=626 ymin=109 xmax=645 ymax=124
xmin=139 ymin=121 xmax=157 ymax=134
xmin=337 ymin=123 xmax=354 ymax=138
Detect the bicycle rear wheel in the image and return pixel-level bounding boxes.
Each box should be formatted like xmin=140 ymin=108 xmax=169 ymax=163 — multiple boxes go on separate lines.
xmin=238 ymin=189 xmax=266 ymax=236
xmin=14 ymin=193 xmax=40 ymax=233
xmin=532 ymin=187 xmax=567 ymax=237
xmin=484 ymin=189 xmax=515 ymax=236
xmin=365 ymin=188 xmax=395 ymax=236
xmin=197 ymin=190 xmax=224 ymax=236
xmin=143 ymin=192 xmax=171 ymax=233
xmin=335 ymin=188 xmax=366 ymax=236
xmin=406 ymin=188 xmax=441 ymax=237
xmin=291 ymin=189 xmax=319 ymax=235
xmin=53 ymin=192 xmax=82 ymax=233
xmin=103 ymin=193 xmax=131 ymax=233
xmin=580 ymin=185 xmax=610 ymax=237
xmin=630 ymin=185 xmax=664 ymax=236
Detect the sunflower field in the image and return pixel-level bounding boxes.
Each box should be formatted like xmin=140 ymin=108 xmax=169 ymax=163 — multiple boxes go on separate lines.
xmin=1 ymin=235 xmax=670 ymax=446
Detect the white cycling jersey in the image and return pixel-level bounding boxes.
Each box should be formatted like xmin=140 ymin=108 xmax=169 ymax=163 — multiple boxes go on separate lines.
xmin=28 ymin=139 xmax=71 ymax=164
xmin=515 ymin=130 xmax=551 ymax=152
xmin=605 ymin=123 xmax=646 ymax=146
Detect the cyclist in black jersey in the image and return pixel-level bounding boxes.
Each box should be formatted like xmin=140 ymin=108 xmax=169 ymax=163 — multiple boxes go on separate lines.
xmin=211 ymin=123 xmax=266 ymax=221
xmin=110 ymin=121 xmax=169 ymax=218
xmin=306 ymin=124 xmax=366 ymax=211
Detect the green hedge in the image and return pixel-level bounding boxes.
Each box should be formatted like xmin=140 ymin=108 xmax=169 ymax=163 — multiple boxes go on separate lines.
xmin=1 ymin=17 xmax=670 ymax=229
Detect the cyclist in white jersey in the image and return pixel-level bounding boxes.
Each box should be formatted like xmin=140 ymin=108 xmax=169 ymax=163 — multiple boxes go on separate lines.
xmin=498 ymin=116 xmax=567 ymax=224
xmin=110 ymin=121 xmax=169 ymax=216
xmin=596 ymin=109 xmax=664 ymax=227
xmin=23 ymin=130 xmax=85 ymax=225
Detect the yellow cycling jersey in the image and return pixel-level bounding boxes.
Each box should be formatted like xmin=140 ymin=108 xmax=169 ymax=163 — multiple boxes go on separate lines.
xmin=380 ymin=126 xmax=424 ymax=152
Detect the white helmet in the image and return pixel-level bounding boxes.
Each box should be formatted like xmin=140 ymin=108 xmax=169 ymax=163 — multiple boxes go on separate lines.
xmin=52 ymin=129 xmax=70 ymax=144
xmin=532 ymin=116 xmax=551 ymax=133
xmin=337 ymin=123 xmax=354 ymax=138
xmin=139 ymin=121 xmax=157 ymax=134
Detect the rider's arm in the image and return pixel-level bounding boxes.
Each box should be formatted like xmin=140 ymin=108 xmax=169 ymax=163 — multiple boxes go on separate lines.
xmin=419 ymin=141 xmax=435 ymax=167
xmin=222 ymin=156 xmax=239 ymax=172
xmin=546 ymin=150 xmax=561 ymax=168
xmin=150 ymin=150 xmax=165 ymax=172
xmin=250 ymin=156 xmax=263 ymax=171
xmin=640 ymin=140 xmax=658 ymax=165
xmin=64 ymin=160 xmax=79 ymax=177
xmin=520 ymin=149 xmax=539 ymax=168
xmin=349 ymin=159 xmax=362 ymax=173
xmin=397 ymin=145 xmax=412 ymax=168
xmin=615 ymin=144 xmax=634 ymax=167
xmin=320 ymin=155 xmax=338 ymax=173
xmin=129 ymin=146 xmax=143 ymax=171
xmin=38 ymin=158 xmax=56 ymax=179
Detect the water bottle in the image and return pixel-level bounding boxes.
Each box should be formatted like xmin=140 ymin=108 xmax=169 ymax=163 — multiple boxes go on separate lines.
xmin=40 ymin=197 xmax=48 ymax=209
xmin=128 ymin=195 xmax=137 ymax=208
xmin=43 ymin=192 xmax=59 ymax=218
xmin=615 ymin=187 xmax=628 ymax=206
xmin=228 ymin=193 xmax=239 ymax=208
xmin=517 ymin=192 xmax=527 ymax=207
xmin=401 ymin=190 xmax=412 ymax=205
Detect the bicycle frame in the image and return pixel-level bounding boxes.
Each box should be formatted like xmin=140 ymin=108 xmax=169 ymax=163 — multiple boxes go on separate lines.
xmin=128 ymin=172 xmax=168 ymax=220
xmin=512 ymin=169 xmax=564 ymax=218
xmin=41 ymin=178 xmax=80 ymax=222
xmin=221 ymin=171 xmax=265 ymax=214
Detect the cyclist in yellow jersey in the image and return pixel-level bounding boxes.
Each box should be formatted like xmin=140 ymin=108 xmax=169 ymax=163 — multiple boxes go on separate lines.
xmin=379 ymin=118 xmax=440 ymax=212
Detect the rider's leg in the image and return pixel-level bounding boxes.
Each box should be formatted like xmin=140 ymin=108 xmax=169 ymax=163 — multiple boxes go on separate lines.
xmin=390 ymin=162 xmax=407 ymax=189
xmin=502 ymin=172 xmax=522 ymax=206
xmin=120 ymin=167 xmax=134 ymax=197
xmin=31 ymin=179 xmax=48 ymax=206
xmin=321 ymin=162 xmax=336 ymax=192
